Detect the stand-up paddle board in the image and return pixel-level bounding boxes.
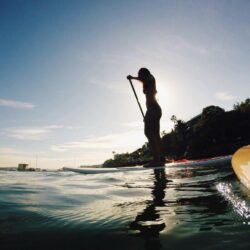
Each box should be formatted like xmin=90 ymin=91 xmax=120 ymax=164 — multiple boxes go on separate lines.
xmin=63 ymin=155 xmax=231 ymax=174
xmin=232 ymin=145 xmax=250 ymax=189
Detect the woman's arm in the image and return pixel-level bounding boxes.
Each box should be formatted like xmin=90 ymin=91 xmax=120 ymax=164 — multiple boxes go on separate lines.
xmin=127 ymin=75 xmax=140 ymax=81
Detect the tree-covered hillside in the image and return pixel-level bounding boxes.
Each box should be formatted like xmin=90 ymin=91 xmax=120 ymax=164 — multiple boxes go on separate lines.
xmin=103 ymin=98 xmax=250 ymax=168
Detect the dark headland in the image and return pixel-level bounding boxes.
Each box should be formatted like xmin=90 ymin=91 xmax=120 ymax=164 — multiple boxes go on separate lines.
xmin=103 ymin=98 xmax=250 ymax=168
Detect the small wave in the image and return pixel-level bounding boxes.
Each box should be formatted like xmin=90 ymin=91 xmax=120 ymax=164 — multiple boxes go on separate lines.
xmin=216 ymin=182 xmax=250 ymax=223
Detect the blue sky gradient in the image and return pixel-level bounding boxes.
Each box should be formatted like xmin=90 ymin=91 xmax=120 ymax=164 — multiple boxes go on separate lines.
xmin=1 ymin=0 xmax=250 ymax=168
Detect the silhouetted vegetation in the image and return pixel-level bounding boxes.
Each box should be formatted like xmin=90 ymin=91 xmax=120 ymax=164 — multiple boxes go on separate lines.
xmin=103 ymin=144 xmax=152 ymax=167
xmin=233 ymin=98 xmax=250 ymax=113
xmin=103 ymin=98 xmax=250 ymax=167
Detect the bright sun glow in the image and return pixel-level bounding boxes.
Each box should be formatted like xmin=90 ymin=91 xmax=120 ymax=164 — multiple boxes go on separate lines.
xmin=157 ymin=83 xmax=169 ymax=106
xmin=155 ymin=74 xmax=174 ymax=111
xmin=154 ymin=74 xmax=177 ymax=133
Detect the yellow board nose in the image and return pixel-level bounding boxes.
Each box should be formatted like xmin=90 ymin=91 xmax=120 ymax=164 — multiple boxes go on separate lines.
xmin=232 ymin=145 xmax=250 ymax=189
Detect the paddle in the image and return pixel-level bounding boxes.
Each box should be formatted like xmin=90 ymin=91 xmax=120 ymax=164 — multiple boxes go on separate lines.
xmin=128 ymin=78 xmax=145 ymax=119
xmin=231 ymin=145 xmax=250 ymax=189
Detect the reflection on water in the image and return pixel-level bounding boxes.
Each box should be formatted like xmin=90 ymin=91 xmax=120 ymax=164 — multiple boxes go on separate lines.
xmin=0 ymin=163 xmax=250 ymax=250
xmin=127 ymin=163 xmax=250 ymax=250
xmin=129 ymin=169 xmax=167 ymax=250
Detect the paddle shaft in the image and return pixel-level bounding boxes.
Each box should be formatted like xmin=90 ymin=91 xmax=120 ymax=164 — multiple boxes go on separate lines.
xmin=128 ymin=78 xmax=145 ymax=119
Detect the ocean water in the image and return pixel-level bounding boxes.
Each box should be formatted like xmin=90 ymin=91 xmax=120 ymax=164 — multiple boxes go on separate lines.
xmin=0 ymin=163 xmax=250 ymax=250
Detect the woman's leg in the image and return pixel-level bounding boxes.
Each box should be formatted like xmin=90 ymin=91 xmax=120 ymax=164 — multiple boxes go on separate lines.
xmin=152 ymin=136 xmax=162 ymax=162
xmin=144 ymin=105 xmax=163 ymax=165
xmin=145 ymin=130 xmax=162 ymax=163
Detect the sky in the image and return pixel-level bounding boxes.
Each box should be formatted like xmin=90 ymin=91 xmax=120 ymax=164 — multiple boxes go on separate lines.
xmin=0 ymin=0 xmax=250 ymax=169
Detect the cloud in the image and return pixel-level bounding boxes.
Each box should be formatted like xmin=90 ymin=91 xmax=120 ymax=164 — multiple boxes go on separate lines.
xmin=214 ymin=91 xmax=236 ymax=101
xmin=0 ymin=147 xmax=44 ymax=156
xmin=51 ymin=131 xmax=145 ymax=152
xmin=136 ymin=34 xmax=210 ymax=62
xmin=4 ymin=128 xmax=51 ymax=140
xmin=0 ymin=98 xmax=34 ymax=109
xmin=122 ymin=121 xmax=144 ymax=129
xmin=89 ymin=78 xmax=128 ymax=94
xmin=0 ymin=147 xmax=25 ymax=155
xmin=2 ymin=125 xmax=68 ymax=141
xmin=174 ymin=38 xmax=209 ymax=56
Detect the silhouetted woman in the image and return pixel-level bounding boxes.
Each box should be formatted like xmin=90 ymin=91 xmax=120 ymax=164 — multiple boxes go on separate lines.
xmin=127 ymin=68 xmax=164 ymax=167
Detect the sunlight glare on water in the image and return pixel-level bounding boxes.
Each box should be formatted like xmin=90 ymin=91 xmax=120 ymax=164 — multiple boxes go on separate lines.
xmin=216 ymin=182 xmax=250 ymax=223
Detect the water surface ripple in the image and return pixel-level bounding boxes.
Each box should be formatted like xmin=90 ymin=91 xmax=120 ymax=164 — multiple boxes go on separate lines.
xmin=0 ymin=163 xmax=249 ymax=250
